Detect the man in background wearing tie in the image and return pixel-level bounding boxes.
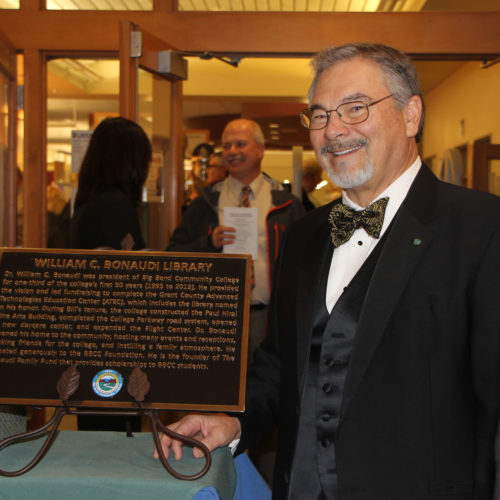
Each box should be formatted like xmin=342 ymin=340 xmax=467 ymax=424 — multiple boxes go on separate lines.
xmin=160 ymin=44 xmax=500 ymax=499
xmin=168 ymin=118 xmax=304 ymax=365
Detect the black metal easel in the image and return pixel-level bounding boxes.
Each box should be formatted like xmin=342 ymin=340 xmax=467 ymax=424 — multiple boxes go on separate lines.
xmin=0 ymin=366 xmax=211 ymax=479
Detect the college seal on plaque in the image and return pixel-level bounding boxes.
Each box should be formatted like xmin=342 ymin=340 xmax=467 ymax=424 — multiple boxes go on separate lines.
xmin=91 ymin=369 xmax=123 ymax=398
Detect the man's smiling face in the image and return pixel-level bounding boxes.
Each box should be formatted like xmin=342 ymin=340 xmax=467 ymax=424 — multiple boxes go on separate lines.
xmin=309 ymin=57 xmax=419 ymax=204
xmin=222 ymin=120 xmax=264 ymax=185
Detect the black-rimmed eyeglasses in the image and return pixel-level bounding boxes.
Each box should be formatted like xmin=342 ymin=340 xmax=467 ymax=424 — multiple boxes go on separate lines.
xmin=299 ymin=94 xmax=393 ymax=130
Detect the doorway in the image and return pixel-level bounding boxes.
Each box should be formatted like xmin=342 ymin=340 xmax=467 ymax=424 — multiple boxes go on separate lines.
xmin=471 ymin=137 xmax=500 ymax=195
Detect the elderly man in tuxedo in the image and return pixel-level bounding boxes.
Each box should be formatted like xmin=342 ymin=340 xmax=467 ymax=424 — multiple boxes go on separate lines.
xmin=157 ymin=43 xmax=500 ymax=500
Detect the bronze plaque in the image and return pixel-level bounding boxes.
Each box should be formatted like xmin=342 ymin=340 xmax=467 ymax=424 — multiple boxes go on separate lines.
xmin=0 ymin=249 xmax=251 ymax=412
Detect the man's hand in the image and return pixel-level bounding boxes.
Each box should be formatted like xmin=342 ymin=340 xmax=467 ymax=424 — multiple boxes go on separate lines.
xmin=154 ymin=413 xmax=241 ymax=460
xmin=211 ymin=225 xmax=236 ymax=249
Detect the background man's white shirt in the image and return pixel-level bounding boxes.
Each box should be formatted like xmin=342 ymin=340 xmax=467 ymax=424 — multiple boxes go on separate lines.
xmin=219 ymin=173 xmax=272 ymax=305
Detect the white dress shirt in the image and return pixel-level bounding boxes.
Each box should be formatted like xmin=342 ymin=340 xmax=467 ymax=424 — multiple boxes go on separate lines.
xmin=218 ymin=173 xmax=272 ymax=305
xmin=325 ymin=157 xmax=422 ymax=313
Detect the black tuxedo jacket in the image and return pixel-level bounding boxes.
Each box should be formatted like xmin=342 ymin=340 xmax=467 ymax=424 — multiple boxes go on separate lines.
xmin=238 ymin=165 xmax=500 ymax=499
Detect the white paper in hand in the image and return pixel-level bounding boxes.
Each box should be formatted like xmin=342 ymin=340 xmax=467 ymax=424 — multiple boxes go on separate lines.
xmin=223 ymin=207 xmax=258 ymax=260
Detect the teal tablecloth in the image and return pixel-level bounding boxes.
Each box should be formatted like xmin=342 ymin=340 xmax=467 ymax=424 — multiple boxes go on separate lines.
xmin=0 ymin=431 xmax=235 ymax=500
xmin=0 ymin=406 xmax=26 ymax=441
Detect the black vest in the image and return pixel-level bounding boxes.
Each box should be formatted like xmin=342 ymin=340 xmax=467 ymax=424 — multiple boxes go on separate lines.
xmin=290 ymin=234 xmax=388 ymax=500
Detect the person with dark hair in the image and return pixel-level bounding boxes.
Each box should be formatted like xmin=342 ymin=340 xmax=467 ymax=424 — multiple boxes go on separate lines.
xmin=183 ymin=142 xmax=216 ymax=210
xmin=47 ymin=183 xmax=71 ymax=248
xmin=206 ymin=151 xmax=228 ymax=185
xmin=70 ymin=116 xmax=152 ymax=251
xmin=156 ymin=43 xmax=500 ymax=500
xmin=70 ymin=117 xmax=151 ymax=433
xmin=192 ymin=142 xmax=214 ymax=159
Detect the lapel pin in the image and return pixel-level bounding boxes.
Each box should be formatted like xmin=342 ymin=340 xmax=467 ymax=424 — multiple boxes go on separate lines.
xmin=413 ymin=238 xmax=422 ymax=246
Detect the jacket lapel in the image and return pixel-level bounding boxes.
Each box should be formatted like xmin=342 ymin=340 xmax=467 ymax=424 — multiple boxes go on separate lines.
xmin=295 ymin=204 xmax=336 ymax=385
xmin=341 ymin=166 xmax=438 ymax=419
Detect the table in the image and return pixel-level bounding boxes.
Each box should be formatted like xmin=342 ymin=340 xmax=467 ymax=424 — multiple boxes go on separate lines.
xmin=232 ymin=453 xmax=272 ymax=500
xmin=0 ymin=431 xmax=236 ymax=500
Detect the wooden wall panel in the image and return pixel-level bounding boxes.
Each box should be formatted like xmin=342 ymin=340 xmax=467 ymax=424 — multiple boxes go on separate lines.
xmin=119 ymin=21 xmax=137 ymax=121
xmin=167 ymin=80 xmax=184 ymax=242
xmin=22 ymin=49 xmax=46 ymax=249
xmin=5 ymin=76 xmax=17 ymax=247
xmin=0 ymin=30 xmax=17 ymax=247
xmin=153 ymin=0 xmax=178 ymax=12
xmin=0 ymin=12 xmax=498 ymax=58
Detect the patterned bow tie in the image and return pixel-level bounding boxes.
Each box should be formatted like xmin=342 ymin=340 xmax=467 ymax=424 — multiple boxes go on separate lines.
xmin=328 ymin=197 xmax=389 ymax=247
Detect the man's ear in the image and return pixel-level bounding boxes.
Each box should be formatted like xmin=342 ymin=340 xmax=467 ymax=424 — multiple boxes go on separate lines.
xmin=405 ymin=95 xmax=423 ymax=138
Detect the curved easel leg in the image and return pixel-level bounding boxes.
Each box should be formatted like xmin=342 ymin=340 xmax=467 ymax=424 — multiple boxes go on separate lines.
xmin=0 ymin=406 xmax=67 ymax=477
xmin=150 ymin=410 xmax=212 ymax=481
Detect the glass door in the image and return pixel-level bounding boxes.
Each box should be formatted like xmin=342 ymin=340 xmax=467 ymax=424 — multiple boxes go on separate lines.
xmin=119 ymin=22 xmax=185 ymax=250
xmin=46 ymin=56 xmax=120 ymax=249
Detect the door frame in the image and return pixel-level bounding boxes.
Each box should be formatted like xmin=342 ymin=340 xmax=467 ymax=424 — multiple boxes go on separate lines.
xmin=470 ymin=138 xmax=500 ymax=192
xmin=0 ymin=30 xmax=17 ymax=247
xmin=119 ymin=21 xmax=185 ymax=248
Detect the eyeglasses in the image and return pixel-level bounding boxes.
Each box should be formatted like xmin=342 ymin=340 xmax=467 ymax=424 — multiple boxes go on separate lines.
xmin=300 ymin=94 xmax=393 ymax=130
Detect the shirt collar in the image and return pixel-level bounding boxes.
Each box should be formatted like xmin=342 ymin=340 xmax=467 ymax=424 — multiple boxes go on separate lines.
xmin=342 ymin=156 xmax=422 ymax=235
xmin=229 ymin=172 xmax=264 ymax=199
xmin=343 ymin=156 xmax=422 ymax=210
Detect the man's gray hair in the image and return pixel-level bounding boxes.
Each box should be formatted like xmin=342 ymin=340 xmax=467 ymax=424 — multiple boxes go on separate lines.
xmin=308 ymin=43 xmax=425 ymax=142
xmin=250 ymin=120 xmax=266 ymax=146
xmin=223 ymin=118 xmax=266 ymax=146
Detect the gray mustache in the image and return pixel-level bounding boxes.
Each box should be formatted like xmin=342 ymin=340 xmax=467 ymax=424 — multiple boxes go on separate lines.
xmin=227 ymin=154 xmax=245 ymax=162
xmin=320 ymin=139 xmax=368 ymax=155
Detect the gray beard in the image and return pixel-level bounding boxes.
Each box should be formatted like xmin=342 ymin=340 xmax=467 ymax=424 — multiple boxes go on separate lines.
xmin=324 ymin=158 xmax=374 ymax=189
xmin=318 ymin=138 xmax=373 ymax=189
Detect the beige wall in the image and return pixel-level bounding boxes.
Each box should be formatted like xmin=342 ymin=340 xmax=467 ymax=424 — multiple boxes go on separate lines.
xmin=184 ymin=57 xmax=312 ymax=99
xmin=422 ymin=60 xmax=500 ymax=169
